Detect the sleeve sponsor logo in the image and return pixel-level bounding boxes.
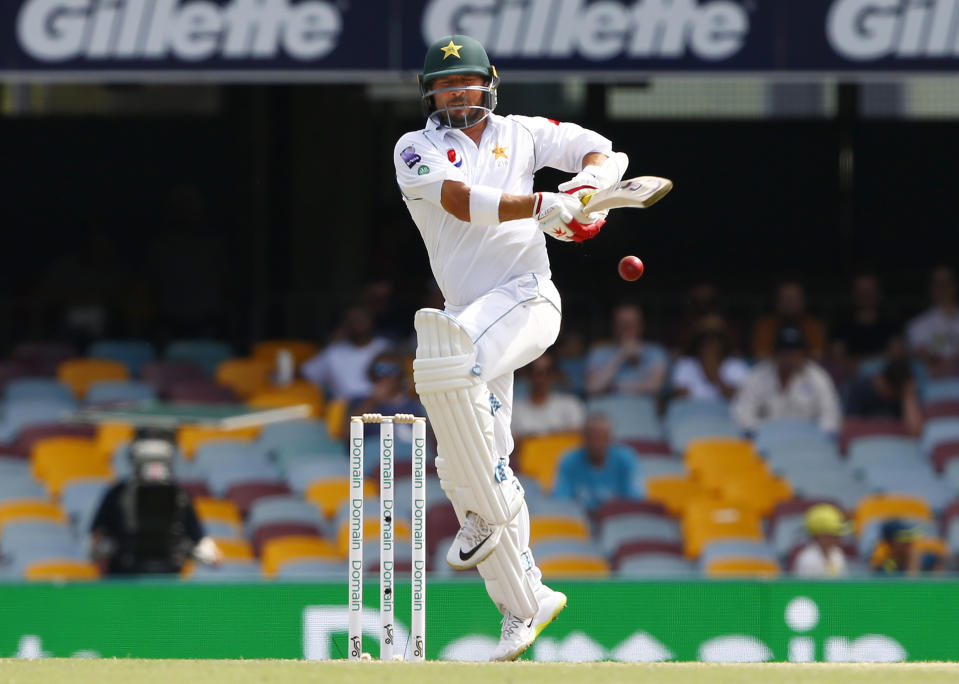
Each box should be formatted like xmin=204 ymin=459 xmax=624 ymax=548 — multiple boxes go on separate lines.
xmin=447 ymin=148 xmax=462 ymax=167
xmin=401 ymin=145 xmax=422 ymax=168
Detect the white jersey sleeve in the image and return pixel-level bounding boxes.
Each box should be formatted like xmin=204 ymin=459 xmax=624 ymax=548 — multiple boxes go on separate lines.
xmin=393 ymin=132 xmax=467 ymax=206
xmin=508 ymin=115 xmax=614 ymax=174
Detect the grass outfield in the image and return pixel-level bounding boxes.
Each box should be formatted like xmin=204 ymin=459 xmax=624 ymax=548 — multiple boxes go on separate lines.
xmin=1 ymin=660 xmax=959 ymax=684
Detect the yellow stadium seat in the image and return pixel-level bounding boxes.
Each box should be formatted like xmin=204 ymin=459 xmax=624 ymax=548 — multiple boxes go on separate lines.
xmin=685 ymin=438 xmax=763 ymax=481
xmin=645 ymin=475 xmax=710 ymax=516
xmin=0 ymin=500 xmax=67 ymax=532
xmin=538 ymin=555 xmax=610 ymax=578
xmin=176 ymin=424 xmax=260 ymax=458
xmin=324 ymin=398 xmax=349 ymax=440
xmin=215 ymin=357 xmax=274 ymax=399
xmin=42 ymin=462 xmax=113 ymax=497
xmin=871 ymin=536 xmax=947 ymax=569
xmin=261 ymin=535 xmax=341 ymax=577
xmin=855 ymin=494 xmax=933 ymax=533
xmin=335 ymin=517 xmax=411 ymax=558
xmin=252 ymin=340 xmax=320 ymax=367
xmin=248 ymin=381 xmax=324 ymax=419
xmin=31 ymin=437 xmax=103 ymax=480
xmin=681 ymin=501 xmax=764 ymax=559
xmin=57 ymin=359 xmax=129 ymax=398
xmin=704 ymin=557 xmax=780 ymax=578
xmin=304 ymin=477 xmax=377 ymax=519
xmin=516 ymin=432 xmax=583 ymax=494
xmin=528 ymin=515 xmax=592 ymax=544
xmin=714 ymin=472 xmax=793 ymax=517
xmin=210 ymin=537 xmax=254 ymax=561
xmin=95 ymin=422 xmax=135 ymax=458
xmin=25 ymin=560 xmax=100 ymax=581
xmin=192 ymin=497 xmax=243 ymax=526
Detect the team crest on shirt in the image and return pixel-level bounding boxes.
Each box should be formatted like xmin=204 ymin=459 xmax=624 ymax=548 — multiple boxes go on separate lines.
xmin=491 ymin=144 xmax=508 ymax=168
xmin=400 ymin=145 xmax=421 ymax=169
xmin=447 ymin=148 xmax=462 ymax=167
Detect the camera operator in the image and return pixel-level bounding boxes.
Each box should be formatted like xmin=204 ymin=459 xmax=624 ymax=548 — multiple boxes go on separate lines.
xmin=89 ymin=433 xmax=222 ymax=575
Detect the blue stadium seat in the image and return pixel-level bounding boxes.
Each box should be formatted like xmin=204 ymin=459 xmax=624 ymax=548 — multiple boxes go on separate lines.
xmin=275 ymin=560 xmax=348 ymax=579
xmin=5 ymin=378 xmax=75 ymax=403
xmin=188 ymin=560 xmax=262 ymax=582
xmin=207 ymin=462 xmax=283 ymax=498
xmin=862 ymin=467 xmax=954 ymax=513
xmin=924 ymin=378 xmax=959 ymax=403
xmin=0 ymin=399 xmax=77 ymax=441
xmin=787 ymin=467 xmax=872 ymax=512
xmin=246 ymin=495 xmax=327 ymax=537
xmin=85 ymin=380 xmax=156 ymax=405
xmin=285 ymin=459 xmax=346 ymax=496
xmin=847 ymin=436 xmax=922 ymax=472
xmin=164 ymin=339 xmax=234 ymax=377
xmin=921 ymin=418 xmax=959 ymax=458
xmin=597 ymin=513 xmax=682 ymax=556
xmin=765 ymin=440 xmax=843 ymax=474
xmin=617 ymin=553 xmax=698 ymax=577
xmin=195 ymin=441 xmax=270 ymax=472
xmin=664 ymin=398 xmax=731 ymax=430
xmin=667 ymin=415 xmax=743 ymax=454
xmin=699 ymin=539 xmax=777 ymax=568
xmin=753 ymin=418 xmax=829 ymax=454
xmin=88 ymin=340 xmax=157 ymax=377
xmin=60 ymin=477 xmax=111 ymax=531
xmin=586 ymin=395 xmax=663 ymax=441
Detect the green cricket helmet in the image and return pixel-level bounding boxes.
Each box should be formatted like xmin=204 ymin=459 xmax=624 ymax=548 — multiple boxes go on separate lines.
xmin=418 ymin=34 xmax=499 ymax=129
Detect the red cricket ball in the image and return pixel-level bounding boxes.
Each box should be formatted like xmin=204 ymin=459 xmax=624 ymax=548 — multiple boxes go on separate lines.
xmin=618 ymin=255 xmax=644 ymax=281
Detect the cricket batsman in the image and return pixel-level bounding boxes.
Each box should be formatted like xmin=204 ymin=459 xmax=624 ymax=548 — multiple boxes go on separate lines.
xmin=394 ymin=34 xmax=630 ymax=661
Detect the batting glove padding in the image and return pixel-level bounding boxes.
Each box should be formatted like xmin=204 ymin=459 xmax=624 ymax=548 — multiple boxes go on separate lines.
xmin=534 ymin=192 xmax=606 ymax=243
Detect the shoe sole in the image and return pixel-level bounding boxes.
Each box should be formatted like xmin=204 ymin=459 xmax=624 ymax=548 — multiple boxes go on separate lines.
xmin=493 ymin=593 xmax=568 ymax=662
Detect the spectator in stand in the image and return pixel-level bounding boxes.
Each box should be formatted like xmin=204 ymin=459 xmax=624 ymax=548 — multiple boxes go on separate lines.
xmin=349 ymin=351 xmax=426 ymax=458
xmin=301 ymin=305 xmax=391 ymax=402
xmin=553 ymin=329 xmax=588 ymax=398
xmin=872 ymin=519 xmax=945 ymax=576
xmin=845 ymin=357 xmax=923 ymax=436
xmin=752 ymin=280 xmax=827 ymax=360
xmin=907 ymin=266 xmax=959 ymax=377
xmin=732 ymin=325 xmax=842 ymax=436
xmin=552 ymin=413 xmax=642 ymax=513
xmin=512 ymin=353 xmax=586 ymax=439
xmin=832 ymin=273 xmax=899 ymax=364
xmin=585 ymin=303 xmax=668 ymax=398
xmin=669 ymin=315 xmax=750 ymax=401
xmin=793 ymin=504 xmax=849 ymax=578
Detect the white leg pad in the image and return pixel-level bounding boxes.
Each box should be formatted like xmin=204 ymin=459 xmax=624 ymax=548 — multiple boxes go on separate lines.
xmin=475 ymin=503 xmax=540 ymax=618
xmin=413 ymin=308 xmax=524 ymax=526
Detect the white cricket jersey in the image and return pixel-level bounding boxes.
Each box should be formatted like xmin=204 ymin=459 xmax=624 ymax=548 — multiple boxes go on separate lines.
xmin=393 ymin=113 xmax=612 ymax=307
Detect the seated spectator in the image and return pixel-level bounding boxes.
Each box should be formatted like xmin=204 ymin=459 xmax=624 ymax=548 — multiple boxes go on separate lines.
xmin=906 ymin=265 xmax=959 ymax=377
xmin=793 ymin=504 xmax=849 ymax=578
xmin=301 ymin=305 xmax=391 ymax=402
xmin=831 ymin=273 xmax=899 ymax=364
xmin=349 ymin=351 xmax=426 ymax=449
xmin=751 ymin=280 xmax=827 ymax=359
xmin=91 ymin=435 xmax=222 ymax=575
xmin=669 ymin=315 xmax=749 ymax=401
xmin=552 ymin=413 xmax=642 ymax=513
xmin=732 ymin=325 xmax=842 ymax=435
xmin=553 ymin=329 xmax=588 ymax=397
xmin=666 ymin=282 xmax=723 ymax=355
xmin=845 ymin=357 xmax=923 ymax=436
xmin=585 ymin=303 xmax=668 ymax=398
xmin=872 ymin=519 xmax=944 ymax=576
xmin=512 ymin=353 xmax=586 ymax=439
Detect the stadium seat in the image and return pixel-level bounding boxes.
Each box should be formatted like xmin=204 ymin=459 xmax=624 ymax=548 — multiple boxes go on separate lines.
xmin=645 ymin=474 xmax=711 ymax=516
xmin=210 ymin=537 xmax=255 ymax=561
xmin=13 ymin=422 xmax=96 ymax=458
xmin=247 ymin=382 xmax=324 ymax=419
xmin=182 ymin=559 xmax=262 ymax=581
xmin=247 ymin=495 xmax=327 ymax=536
xmin=516 ymin=431 xmax=583 ymax=494
xmin=585 ymin=395 xmax=663 ymax=441
xmin=924 ymin=377 xmax=959 ymax=403
xmin=30 ymin=436 xmax=102 ymax=479
xmin=610 ymin=540 xmax=684 ymax=568
xmin=854 ymin=494 xmax=933 ymax=533
xmin=597 ymin=513 xmax=682 ymax=556
xmin=334 ymin=501 xmax=411 ymax=558
xmin=167 ymin=381 xmax=239 ymax=404
xmin=862 ymin=466 xmax=954 ymax=513
xmin=87 ymin=340 xmax=157 ymax=377
xmin=921 ymin=418 xmax=959 ymax=459
xmin=684 ymin=438 xmax=764 ymax=484
xmin=42 ymin=462 xmax=113 ymax=498
xmin=226 ymin=482 xmax=291 ymax=518
xmin=786 ymin=467 xmax=872 ymax=512
xmin=251 ymin=522 xmax=323 ymax=556
xmin=215 ymin=358 xmax=274 ymax=400
xmin=528 ymin=514 xmax=591 ymax=544
xmin=305 ymin=476 xmax=376 ymax=518
xmin=703 ymin=557 xmax=780 ymax=578
xmin=165 ymin=339 xmax=234 ymax=378
xmin=24 ymin=559 xmax=99 ymax=581
xmin=85 ymin=380 xmax=157 ymax=405
xmin=0 ymin=360 xmax=34 ymax=395
xmin=617 ymin=552 xmax=698 ymax=577
xmin=262 ymin=535 xmax=344 ymax=576
xmin=194 ymin=439 xmax=272 ymax=472
xmin=634 ymin=457 xmax=686 ymax=491
xmin=141 ymin=360 xmax=207 ymax=398
xmin=193 ymin=497 xmax=243 ymax=527
xmin=1 ymin=520 xmax=76 ymax=555
xmin=753 ymin=419 xmax=828 ymax=454
xmin=847 ymin=436 xmax=922 ymax=472
xmin=177 ymin=424 xmax=260 ymax=459
xmin=0 ymin=478 xmax=47 ymax=503
xmin=0 ymin=400 xmax=79 ymax=443
xmin=681 ymin=500 xmax=764 ymax=559
xmin=0 ymin=500 xmax=67 ymax=531
xmin=57 ymin=359 xmax=129 ymax=399
xmin=668 ymin=416 xmax=743 ymax=455
xmin=664 ymin=398 xmax=731 ymax=431
xmin=713 ymin=473 xmax=793 ymax=517
xmin=699 ymin=539 xmax=776 ymax=567
xmin=593 ymin=498 xmax=669 ymax=523
xmin=275 ymin=560 xmax=348 ymax=579
xmin=840 ymin=417 xmax=910 ymax=454
xmin=5 ymin=378 xmax=75 ymax=402
xmin=12 ymin=341 xmax=76 ymax=376
xmin=943 ymin=458 xmax=959 ymax=492
xmin=924 ymin=400 xmax=959 ymax=420
xmin=284 ymin=459 xmax=348 ymax=495
xmin=60 ymin=477 xmax=111 ymax=531
xmin=765 ymin=439 xmax=843 ymax=474
xmin=252 ymin=340 xmax=320 ymax=367
xmin=206 ymin=460 xmax=283 ymax=498
xmin=537 ymin=555 xmax=610 ymax=578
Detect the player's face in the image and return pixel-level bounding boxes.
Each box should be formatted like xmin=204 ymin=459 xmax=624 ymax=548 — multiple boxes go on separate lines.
xmin=431 ymin=74 xmax=487 ymax=127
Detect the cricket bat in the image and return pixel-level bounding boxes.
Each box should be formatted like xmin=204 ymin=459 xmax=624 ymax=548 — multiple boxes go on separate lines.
xmin=580 ymin=176 xmax=673 ymax=213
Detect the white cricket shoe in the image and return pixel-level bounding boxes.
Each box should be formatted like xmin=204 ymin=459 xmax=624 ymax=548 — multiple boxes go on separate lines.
xmin=446 ymin=511 xmax=504 ymax=570
xmin=489 ymin=589 xmax=568 ymax=662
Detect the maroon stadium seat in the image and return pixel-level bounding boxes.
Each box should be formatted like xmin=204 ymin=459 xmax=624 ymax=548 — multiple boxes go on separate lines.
xmin=624 ymin=439 xmax=672 ymax=456
xmin=593 ymin=499 xmax=669 ymax=525
xmin=840 ymin=417 xmax=909 ymax=453
xmin=12 ymin=342 xmax=76 ymax=376
xmin=166 ymin=380 xmax=238 ymax=404
xmin=142 ymin=360 xmax=207 ymax=398
xmin=12 ymin=423 xmax=97 ymax=459
xmin=613 ymin=540 xmax=684 ymax=569
xmin=227 ymin=482 xmax=292 ymax=518
xmin=0 ymin=360 xmax=33 ymax=394
xmin=925 ymin=401 xmax=959 ymax=420
xmin=179 ymin=480 xmax=212 ymax=500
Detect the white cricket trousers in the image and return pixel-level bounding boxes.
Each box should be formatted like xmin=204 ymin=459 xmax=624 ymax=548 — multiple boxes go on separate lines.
xmin=444 ymin=272 xmax=562 ymax=616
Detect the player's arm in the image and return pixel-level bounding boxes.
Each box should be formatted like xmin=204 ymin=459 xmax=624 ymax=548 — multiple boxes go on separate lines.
xmin=440 ymin=180 xmax=602 ymax=243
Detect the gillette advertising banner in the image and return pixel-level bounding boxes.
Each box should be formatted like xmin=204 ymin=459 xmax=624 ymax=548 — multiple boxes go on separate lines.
xmin=2 ymin=0 xmax=959 ymax=80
